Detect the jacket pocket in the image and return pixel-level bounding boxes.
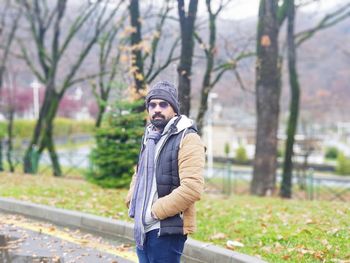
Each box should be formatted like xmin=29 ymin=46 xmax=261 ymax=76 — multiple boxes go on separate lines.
xmin=144 ymin=192 xmax=159 ymax=225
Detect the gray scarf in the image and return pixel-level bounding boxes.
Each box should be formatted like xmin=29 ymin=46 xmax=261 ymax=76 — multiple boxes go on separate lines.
xmin=129 ymin=129 xmax=161 ymax=250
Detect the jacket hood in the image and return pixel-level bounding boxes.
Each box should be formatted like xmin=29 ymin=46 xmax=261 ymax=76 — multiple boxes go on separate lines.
xmin=162 ymin=115 xmax=196 ymax=135
xmin=144 ymin=115 xmax=196 ymax=143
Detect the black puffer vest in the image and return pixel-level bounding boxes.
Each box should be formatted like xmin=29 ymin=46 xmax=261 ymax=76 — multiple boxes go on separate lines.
xmin=155 ymin=117 xmax=197 ymax=236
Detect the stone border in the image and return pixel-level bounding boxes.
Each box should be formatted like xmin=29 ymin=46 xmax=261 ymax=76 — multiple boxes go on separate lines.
xmin=0 ymin=197 xmax=265 ymax=263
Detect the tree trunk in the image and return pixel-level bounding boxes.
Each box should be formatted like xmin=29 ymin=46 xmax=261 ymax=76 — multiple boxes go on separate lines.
xmin=23 ymin=89 xmax=62 ymax=175
xmin=280 ymin=0 xmax=300 ymax=198
xmin=196 ymin=2 xmax=216 ymax=134
xmin=129 ymin=0 xmax=145 ymax=94
xmin=95 ymin=104 xmax=106 ymax=128
xmin=177 ymin=0 xmax=198 ymax=116
xmin=46 ymin=122 xmax=62 ymax=176
xmin=251 ymin=0 xmax=280 ymax=196
xmin=0 ymin=140 xmax=3 ymax=172
xmin=6 ymin=107 xmax=15 ymax=172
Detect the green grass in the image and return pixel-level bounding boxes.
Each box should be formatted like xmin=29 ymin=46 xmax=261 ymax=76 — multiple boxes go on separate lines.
xmin=0 ymin=172 xmax=349 ymax=262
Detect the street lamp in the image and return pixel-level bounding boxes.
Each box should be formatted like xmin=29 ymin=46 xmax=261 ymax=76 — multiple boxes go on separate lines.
xmin=30 ymin=80 xmax=41 ymax=119
xmin=207 ymin=92 xmax=218 ymax=178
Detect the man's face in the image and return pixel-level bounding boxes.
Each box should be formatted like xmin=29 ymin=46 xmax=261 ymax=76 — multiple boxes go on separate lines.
xmin=148 ymin=99 xmax=176 ymax=130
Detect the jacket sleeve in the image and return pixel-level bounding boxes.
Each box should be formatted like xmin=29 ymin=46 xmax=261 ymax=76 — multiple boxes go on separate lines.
xmin=125 ymin=171 xmax=137 ymax=208
xmin=151 ymin=132 xmax=205 ymax=220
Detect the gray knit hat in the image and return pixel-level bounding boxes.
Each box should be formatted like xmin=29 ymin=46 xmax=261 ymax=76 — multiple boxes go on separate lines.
xmin=146 ymin=81 xmax=180 ymax=114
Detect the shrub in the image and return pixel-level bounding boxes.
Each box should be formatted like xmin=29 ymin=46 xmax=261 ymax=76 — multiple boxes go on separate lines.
xmin=277 ymin=147 xmax=283 ymax=158
xmin=87 ymin=100 xmax=145 ymax=188
xmin=0 ymin=118 xmax=94 ymax=139
xmin=325 ymin=146 xmax=339 ymax=160
xmin=336 ymin=152 xmax=350 ymax=176
xmin=224 ymin=142 xmax=230 ymax=158
xmin=0 ymin=122 xmax=5 ymax=139
xmin=235 ymin=144 xmax=248 ymax=164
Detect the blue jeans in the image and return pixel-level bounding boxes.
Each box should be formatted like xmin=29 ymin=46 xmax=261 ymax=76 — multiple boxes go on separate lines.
xmin=136 ymin=229 xmax=187 ymax=263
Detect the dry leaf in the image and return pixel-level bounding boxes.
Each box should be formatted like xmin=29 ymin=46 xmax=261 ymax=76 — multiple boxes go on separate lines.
xmin=210 ymin=232 xmax=227 ymax=240
xmin=226 ymin=240 xmax=244 ymax=250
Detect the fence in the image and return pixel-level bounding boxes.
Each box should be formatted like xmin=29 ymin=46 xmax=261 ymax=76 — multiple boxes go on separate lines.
xmin=2 ymin=139 xmax=350 ymax=201
xmin=204 ymin=166 xmax=350 ymax=202
xmin=0 ymin=135 xmax=92 ymax=178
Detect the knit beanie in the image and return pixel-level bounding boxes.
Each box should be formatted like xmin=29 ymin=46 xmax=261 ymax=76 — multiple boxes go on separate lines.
xmin=145 ymin=81 xmax=180 ymax=114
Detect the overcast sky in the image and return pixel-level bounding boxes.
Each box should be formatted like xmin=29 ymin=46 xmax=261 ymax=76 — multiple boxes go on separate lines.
xmin=196 ymin=0 xmax=348 ymax=20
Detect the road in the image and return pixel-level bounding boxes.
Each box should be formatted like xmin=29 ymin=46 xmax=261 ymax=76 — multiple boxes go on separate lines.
xmin=0 ymin=211 xmax=137 ymax=263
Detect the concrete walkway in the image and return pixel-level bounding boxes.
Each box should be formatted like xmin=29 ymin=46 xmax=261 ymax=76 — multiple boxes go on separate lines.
xmin=0 ymin=197 xmax=265 ymax=263
xmin=0 ymin=211 xmax=136 ymax=262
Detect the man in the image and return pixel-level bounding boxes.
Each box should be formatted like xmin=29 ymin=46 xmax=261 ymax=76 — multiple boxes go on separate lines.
xmin=126 ymin=81 xmax=205 ymax=263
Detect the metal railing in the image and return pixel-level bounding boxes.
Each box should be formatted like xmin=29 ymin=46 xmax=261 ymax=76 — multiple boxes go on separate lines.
xmin=2 ymin=143 xmax=350 ymax=201
xmin=204 ymin=166 xmax=350 ymax=202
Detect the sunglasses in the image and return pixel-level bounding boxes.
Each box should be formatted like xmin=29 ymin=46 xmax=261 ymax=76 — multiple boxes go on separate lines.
xmin=148 ymin=101 xmax=169 ymax=110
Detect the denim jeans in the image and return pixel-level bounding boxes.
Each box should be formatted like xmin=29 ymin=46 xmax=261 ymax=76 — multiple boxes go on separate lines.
xmin=136 ymin=229 xmax=187 ymax=263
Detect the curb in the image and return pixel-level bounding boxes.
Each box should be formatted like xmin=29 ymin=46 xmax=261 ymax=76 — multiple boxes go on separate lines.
xmin=0 ymin=197 xmax=265 ymax=263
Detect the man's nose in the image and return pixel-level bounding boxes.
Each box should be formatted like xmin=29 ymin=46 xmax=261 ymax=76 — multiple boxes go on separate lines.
xmin=153 ymin=104 xmax=163 ymax=111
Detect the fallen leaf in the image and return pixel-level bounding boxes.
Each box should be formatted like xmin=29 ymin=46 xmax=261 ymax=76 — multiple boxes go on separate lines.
xmin=226 ymin=240 xmax=244 ymax=250
xmin=276 ymin=235 xmax=283 ymax=241
xmin=210 ymin=232 xmax=227 ymax=240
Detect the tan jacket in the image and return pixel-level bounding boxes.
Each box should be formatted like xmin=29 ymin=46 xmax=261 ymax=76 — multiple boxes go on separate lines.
xmin=126 ymin=132 xmax=205 ymax=234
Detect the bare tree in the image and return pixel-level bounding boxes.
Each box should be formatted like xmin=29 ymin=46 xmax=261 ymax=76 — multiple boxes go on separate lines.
xmin=127 ymin=0 xmax=179 ymax=98
xmin=0 ymin=0 xmax=21 ymax=172
xmin=194 ymin=0 xmax=255 ymax=134
xmin=280 ymin=0 xmax=299 ymax=198
xmin=280 ymin=2 xmax=350 ymax=198
xmin=92 ymin=12 xmax=128 ymax=127
xmin=177 ymin=0 xmax=198 ymax=115
xmin=3 ymin=67 xmax=19 ymax=172
xmin=18 ymin=0 xmax=122 ymax=176
xmin=129 ymin=0 xmax=145 ymax=94
xmin=250 ymin=0 xmax=288 ymax=196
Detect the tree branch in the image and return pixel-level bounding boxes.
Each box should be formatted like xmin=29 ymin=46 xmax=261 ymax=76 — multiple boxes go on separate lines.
xmin=62 ymin=1 xmax=121 ymax=93
xmin=17 ymin=40 xmax=45 ymax=82
xmin=194 ymin=31 xmax=209 ymax=57
xmin=295 ymin=3 xmax=350 ymax=47
xmin=144 ymin=0 xmax=173 ymax=77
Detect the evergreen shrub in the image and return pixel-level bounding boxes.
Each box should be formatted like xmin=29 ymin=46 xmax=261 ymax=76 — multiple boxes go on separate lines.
xmin=0 ymin=118 xmax=94 ymax=139
xmin=336 ymin=152 xmax=350 ymax=176
xmin=235 ymin=144 xmax=248 ymax=164
xmin=325 ymin=146 xmax=338 ymax=160
xmin=87 ymin=100 xmax=145 ymax=188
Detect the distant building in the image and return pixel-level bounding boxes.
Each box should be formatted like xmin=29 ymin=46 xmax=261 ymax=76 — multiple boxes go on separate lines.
xmin=201 ymin=105 xmax=256 ymax=158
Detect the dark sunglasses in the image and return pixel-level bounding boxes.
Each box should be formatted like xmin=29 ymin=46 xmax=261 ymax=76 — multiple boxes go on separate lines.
xmin=148 ymin=101 xmax=169 ymax=110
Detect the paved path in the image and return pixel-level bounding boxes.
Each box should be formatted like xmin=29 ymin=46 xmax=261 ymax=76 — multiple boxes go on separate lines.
xmin=0 ymin=211 xmax=137 ymax=263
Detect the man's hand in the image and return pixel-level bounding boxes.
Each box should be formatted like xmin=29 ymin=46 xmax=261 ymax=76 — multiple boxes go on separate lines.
xmin=151 ymin=211 xmax=159 ymax=220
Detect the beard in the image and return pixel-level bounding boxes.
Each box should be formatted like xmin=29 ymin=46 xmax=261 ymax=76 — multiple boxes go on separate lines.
xmin=151 ymin=113 xmax=170 ymax=129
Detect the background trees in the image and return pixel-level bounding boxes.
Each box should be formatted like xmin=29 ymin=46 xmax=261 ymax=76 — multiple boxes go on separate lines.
xmin=250 ymin=0 xmax=285 ymax=196
xmin=0 ymin=0 xmax=21 ymax=172
xmin=177 ymin=0 xmax=198 ymax=115
xmin=18 ymin=0 xmax=122 ymax=176
xmin=0 ymin=0 xmax=348 ymax=198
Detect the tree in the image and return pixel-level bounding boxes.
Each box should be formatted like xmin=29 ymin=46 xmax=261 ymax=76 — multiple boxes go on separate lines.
xmin=280 ymin=2 xmax=350 ymax=198
xmin=87 ymin=100 xmax=145 ymax=188
xmin=280 ymin=0 xmax=299 ymax=198
xmin=194 ymin=0 xmax=254 ymax=134
xmin=128 ymin=0 xmax=145 ymax=94
xmin=177 ymin=0 xmax=198 ymax=115
xmin=0 ymin=0 xmax=21 ymax=172
xmin=92 ymin=12 xmax=128 ymax=127
xmin=250 ymin=0 xmax=288 ymax=196
xmin=18 ymin=0 xmax=122 ymax=176
xmin=127 ymin=0 xmax=179 ymax=99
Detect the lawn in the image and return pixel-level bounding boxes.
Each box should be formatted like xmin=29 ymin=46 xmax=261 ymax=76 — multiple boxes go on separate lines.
xmin=0 ymin=172 xmax=349 ymax=262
